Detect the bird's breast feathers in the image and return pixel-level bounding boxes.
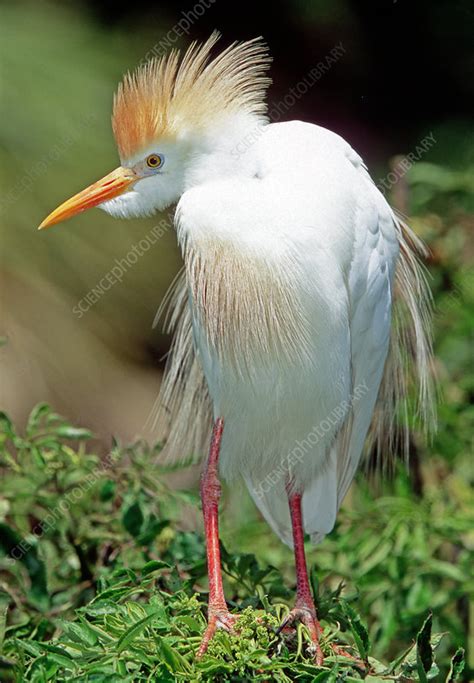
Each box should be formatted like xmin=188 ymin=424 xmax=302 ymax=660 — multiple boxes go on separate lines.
xmin=180 ymin=237 xmax=313 ymax=371
xmin=175 ymin=169 xmax=358 ymax=377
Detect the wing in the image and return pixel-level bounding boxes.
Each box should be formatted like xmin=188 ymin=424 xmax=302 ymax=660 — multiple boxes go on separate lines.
xmin=305 ymin=176 xmax=436 ymax=545
xmin=300 ymin=179 xmax=398 ymax=542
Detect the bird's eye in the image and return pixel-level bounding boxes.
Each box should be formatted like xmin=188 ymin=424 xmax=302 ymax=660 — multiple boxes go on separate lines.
xmin=146 ymin=154 xmax=163 ymax=169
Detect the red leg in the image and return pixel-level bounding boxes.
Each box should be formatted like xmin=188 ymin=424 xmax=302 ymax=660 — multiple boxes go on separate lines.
xmin=197 ymin=418 xmax=237 ymax=657
xmin=279 ymin=491 xmax=324 ymax=665
xmin=280 ymin=493 xmax=364 ymax=666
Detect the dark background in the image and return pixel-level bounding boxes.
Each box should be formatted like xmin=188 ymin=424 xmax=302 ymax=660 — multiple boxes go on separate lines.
xmin=83 ymin=0 xmax=474 ymax=158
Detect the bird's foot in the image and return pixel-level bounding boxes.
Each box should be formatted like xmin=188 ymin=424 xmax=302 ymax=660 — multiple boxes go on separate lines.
xmin=278 ymin=607 xmax=366 ymax=668
xmin=277 ymin=605 xmax=324 ymax=665
xmin=197 ymin=608 xmax=239 ymax=658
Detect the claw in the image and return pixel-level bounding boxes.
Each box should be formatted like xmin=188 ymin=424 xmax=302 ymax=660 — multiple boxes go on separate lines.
xmin=275 ymin=616 xmax=291 ymax=636
xmin=278 ymin=606 xmax=324 ymax=665
xmin=327 ymin=642 xmax=366 ymax=668
xmin=197 ymin=609 xmax=239 ymax=658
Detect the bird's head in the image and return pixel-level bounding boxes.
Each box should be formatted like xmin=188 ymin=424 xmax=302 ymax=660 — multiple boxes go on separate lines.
xmin=39 ymin=33 xmax=271 ymax=229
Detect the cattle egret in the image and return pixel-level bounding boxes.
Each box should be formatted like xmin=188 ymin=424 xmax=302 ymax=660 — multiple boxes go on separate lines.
xmin=39 ymin=34 xmax=435 ymax=662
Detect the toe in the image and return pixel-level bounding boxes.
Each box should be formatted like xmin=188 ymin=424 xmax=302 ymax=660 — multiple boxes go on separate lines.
xmin=197 ymin=610 xmax=239 ymax=658
xmin=277 ymin=607 xmax=324 ymax=665
xmin=215 ymin=611 xmax=238 ymax=631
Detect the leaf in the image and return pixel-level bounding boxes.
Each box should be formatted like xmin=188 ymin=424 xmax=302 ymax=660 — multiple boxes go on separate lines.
xmin=16 ymin=639 xmax=45 ymax=657
xmin=341 ymin=601 xmax=370 ymax=661
xmin=121 ymin=502 xmax=144 ymax=538
xmin=157 ymin=637 xmax=191 ymax=674
xmin=0 ymin=594 xmax=8 ymax=652
xmin=137 ymin=518 xmax=169 ymax=545
xmin=177 ymin=615 xmax=202 ymax=633
xmin=0 ymin=411 xmax=14 ymax=438
xmin=416 ymin=613 xmax=433 ymax=682
xmin=310 ymin=670 xmax=335 ymax=681
xmin=0 ymin=523 xmax=48 ymax=606
xmin=99 ymin=479 xmax=116 ymax=502
xmin=445 ymin=648 xmax=465 ymax=682
xmin=116 ymin=611 xmax=161 ymax=653
xmin=55 ymin=425 xmax=93 ymax=440
xmin=141 ymin=560 xmax=170 ymax=576
xmin=83 ymin=600 xmax=121 ymax=616
xmin=310 ymin=565 xmax=319 ymax=600
xmin=61 ymin=620 xmax=98 ymax=647
xmin=426 ymin=560 xmax=467 ymax=582
xmin=26 ymin=404 xmax=51 ymax=435
xmin=90 ymin=586 xmax=132 ymax=603
xmin=77 ymin=616 xmax=115 ymax=643
xmin=41 ymin=644 xmax=75 ymax=670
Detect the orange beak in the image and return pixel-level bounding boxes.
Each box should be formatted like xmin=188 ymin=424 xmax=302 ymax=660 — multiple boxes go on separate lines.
xmin=38 ymin=166 xmax=138 ymax=230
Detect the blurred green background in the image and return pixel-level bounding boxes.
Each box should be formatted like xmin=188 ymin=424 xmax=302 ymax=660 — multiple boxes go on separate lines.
xmin=0 ymin=0 xmax=473 ymax=678
xmin=0 ymin=0 xmax=472 ymax=442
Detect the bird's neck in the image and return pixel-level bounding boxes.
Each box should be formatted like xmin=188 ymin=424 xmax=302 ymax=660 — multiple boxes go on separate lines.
xmin=184 ymin=112 xmax=267 ymax=190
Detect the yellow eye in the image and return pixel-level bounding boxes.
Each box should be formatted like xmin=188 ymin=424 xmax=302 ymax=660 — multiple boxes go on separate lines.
xmin=146 ymin=154 xmax=163 ymax=169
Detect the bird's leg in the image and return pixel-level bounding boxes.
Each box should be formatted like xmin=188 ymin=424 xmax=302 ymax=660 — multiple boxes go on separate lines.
xmin=280 ymin=491 xmax=365 ymax=667
xmin=278 ymin=490 xmax=324 ymax=665
xmin=197 ymin=418 xmax=237 ymax=658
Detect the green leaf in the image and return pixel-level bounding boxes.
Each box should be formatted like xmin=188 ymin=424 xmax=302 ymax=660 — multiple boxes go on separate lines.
xmin=157 ymin=637 xmax=191 ymax=674
xmin=310 ymin=565 xmax=319 ymax=599
xmin=341 ymin=601 xmax=370 ymax=661
xmin=0 ymin=594 xmax=8 ymax=652
xmin=84 ymin=600 xmax=121 ymax=616
xmin=99 ymin=479 xmax=116 ymax=502
xmin=26 ymin=404 xmax=51 ymax=435
xmin=311 ymin=667 xmax=339 ymax=681
xmin=416 ymin=613 xmax=433 ymax=681
xmin=0 ymin=523 xmax=48 ymax=606
xmin=0 ymin=411 xmax=14 ymax=437
xmin=60 ymin=621 xmax=98 ymax=647
xmin=116 ymin=611 xmax=161 ymax=653
xmin=55 ymin=425 xmax=93 ymax=440
xmin=445 ymin=648 xmax=465 ymax=682
xmin=41 ymin=644 xmax=75 ymax=670
xmin=121 ymin=502 xmax=144 ymax=538
xmin=427 ymin=560 xmax=467 ymax=582
xmin=77 ymin=616 xmax=115 ymax=643
xmin=137 ymin=518 xmax=169 ymax=545
xmin=176 ymin=615 xmax=202 ymax=633
xmin=90 ymin=586 xmax=132 ymax=603
xmin=141 ymin=560 xmax=170 ymax=576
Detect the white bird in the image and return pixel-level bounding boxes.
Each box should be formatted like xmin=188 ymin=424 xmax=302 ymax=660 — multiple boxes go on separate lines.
xmin=39 ymin=33 xmax=435 ymax=663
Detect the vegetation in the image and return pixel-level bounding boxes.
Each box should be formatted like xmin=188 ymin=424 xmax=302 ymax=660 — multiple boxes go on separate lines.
xmin=0 ymin=400 xmax=471 ymax=681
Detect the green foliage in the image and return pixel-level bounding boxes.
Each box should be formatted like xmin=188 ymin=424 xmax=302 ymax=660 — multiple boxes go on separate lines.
xmin=0 ymin=406 xmax=471 ymax=681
